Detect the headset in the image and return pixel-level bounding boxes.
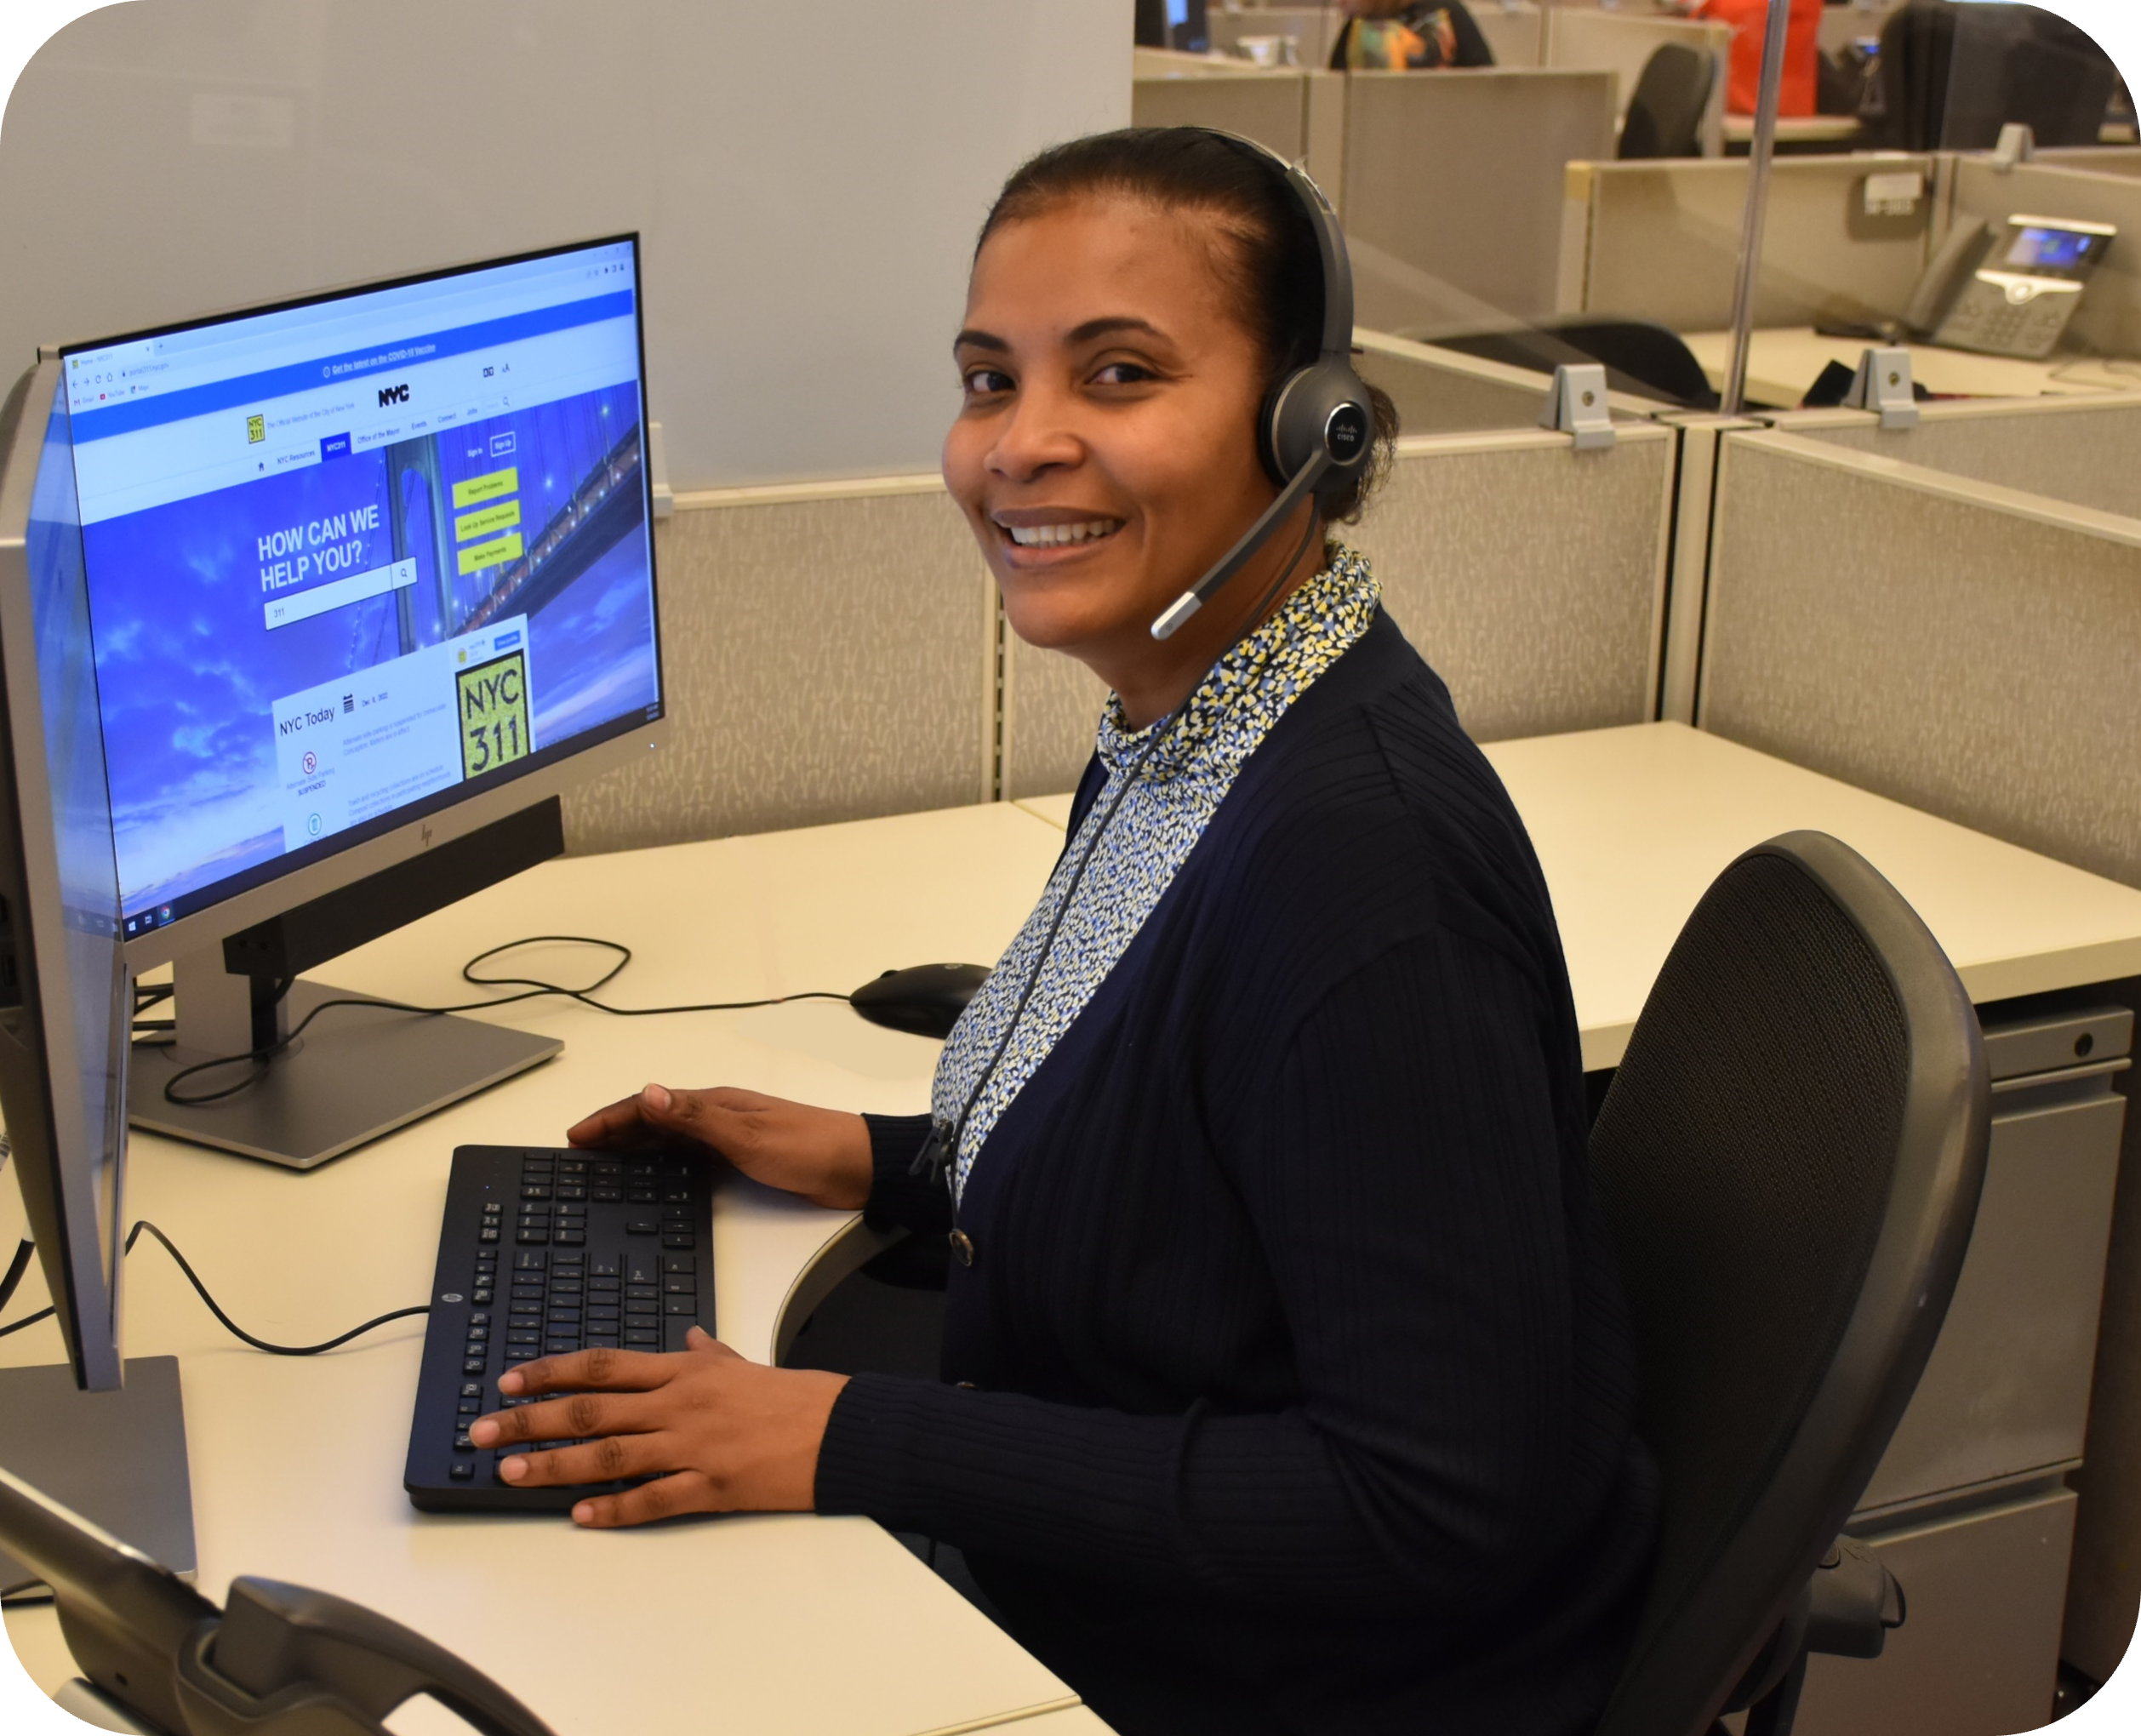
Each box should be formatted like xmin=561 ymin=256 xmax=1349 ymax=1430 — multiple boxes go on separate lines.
xmin=1147 ymin=130 xmax=1376 ymax=642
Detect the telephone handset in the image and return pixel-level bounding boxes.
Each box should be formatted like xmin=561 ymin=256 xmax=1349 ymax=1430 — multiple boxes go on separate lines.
xmin=1903 ymin=214 xmax=2115 ymax=360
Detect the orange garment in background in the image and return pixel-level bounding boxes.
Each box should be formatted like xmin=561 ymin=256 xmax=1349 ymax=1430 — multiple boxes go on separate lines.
xmin=1697 ymin=0 xmax=1824 ymax=117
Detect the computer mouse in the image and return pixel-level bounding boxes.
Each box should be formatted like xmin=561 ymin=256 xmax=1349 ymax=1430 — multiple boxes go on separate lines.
xmin=849 ymin=962 xmax=991 ymax=1040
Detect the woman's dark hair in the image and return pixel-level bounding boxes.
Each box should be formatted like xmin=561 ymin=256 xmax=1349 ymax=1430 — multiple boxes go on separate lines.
xmin=978 ymin=128 xmax=1399 ymax=526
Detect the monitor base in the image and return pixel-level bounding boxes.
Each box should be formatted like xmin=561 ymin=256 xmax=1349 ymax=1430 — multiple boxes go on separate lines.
xmin=128 ymin=979 xmax=561 ymax=1170
xmin=0 ymin=1357 xmax=194 ymax=1604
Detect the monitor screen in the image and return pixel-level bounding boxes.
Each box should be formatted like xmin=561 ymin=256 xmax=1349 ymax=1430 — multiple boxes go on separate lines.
xmin=2004 ymin=226 xmax=2100 ymax=272
xmin=59 ymin=237 xmax=661 ymax=940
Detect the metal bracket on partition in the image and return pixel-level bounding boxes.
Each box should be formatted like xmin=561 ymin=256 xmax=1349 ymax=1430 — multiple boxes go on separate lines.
xmin=1991 ymin=123 xmax=2035 ymax=173
xmin=1844 ymin=348 xmax=1920 ymax=431
xmin=1539 ymin=363 xmax=1616 ymax=451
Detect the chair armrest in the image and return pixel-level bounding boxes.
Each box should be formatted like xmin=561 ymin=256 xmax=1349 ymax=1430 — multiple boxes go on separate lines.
xmin=1805 ymin=1536 xmax=1904 ymax=1660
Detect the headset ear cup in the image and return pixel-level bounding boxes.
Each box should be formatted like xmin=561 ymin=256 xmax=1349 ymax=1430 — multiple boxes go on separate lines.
xmin=1268 ymin=363 xmax=1375 ymax=500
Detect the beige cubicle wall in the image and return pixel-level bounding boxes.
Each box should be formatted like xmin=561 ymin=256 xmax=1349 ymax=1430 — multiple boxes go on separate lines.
xmin=1206 ymin=6 xmax=1343 ymax=70
xmin=1002 ymin=420 xmax=1675 ymax=798
xmin=1345 ymin=68 xmax=1617 ymax=330
xmin=1696 ymin=427 xmax=2141 ymax=892
xmin=1949 ymin=159 xmax=2141 ymax=363
xmin=1130 ymin=60 xmax=1312 ymax=165
xmin=1769 ymin=395 xmax=2141 ymax=522
xmin=2037 ymin=146 xmax=2141 ymax=178
xmin=1356 ymin=325 xmax=1664 ymax=431
xmin=1558 ymin=153 xmax=1944 ymax=332
xmin=562 ymin=481 xmax=995 ymax=854
xmin=1470 ymin=2 xmax=1544 ymax=68
xmin=1541 ymin=7 xmax=1729 ymax=154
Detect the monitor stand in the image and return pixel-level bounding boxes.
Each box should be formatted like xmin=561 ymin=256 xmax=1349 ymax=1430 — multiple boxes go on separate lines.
xmin=127 ymin=956 xmax=561 ymax=1170
xmin=0 ymin=1357 xmax=194 ymax=1605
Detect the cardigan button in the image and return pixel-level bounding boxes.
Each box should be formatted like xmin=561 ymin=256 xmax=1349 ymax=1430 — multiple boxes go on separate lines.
xmin=950 ymin=1229 xmax=976 ymax=1268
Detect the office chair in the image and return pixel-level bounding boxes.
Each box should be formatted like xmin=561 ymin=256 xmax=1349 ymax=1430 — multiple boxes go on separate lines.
xmin=1404 ymin=317 xmax=1720 ymax=410
xmin=1589 ymin=831 xmax=1991 ymax=1736
xmin=1620 ymin=43 xmax=1716 ymax=161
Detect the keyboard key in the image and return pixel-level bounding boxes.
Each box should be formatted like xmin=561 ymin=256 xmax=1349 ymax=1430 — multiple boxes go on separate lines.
xmin=628 ymin=1257 xmax=659 ymax=1286
xmin=662 ymin=1234 xmax=695 ymax=1250
xmin=472 ymin=1289 xmax=494 ymax=1305
xmin=470 ymin=1311 xmax=491 ymax=1325
xmin=453 ymin=1431 xmax=475 ymax=1452
xmin=663 ymin=1254 xmax=696 ymax=1276
xmin=586 ymin=1306 xmax=620 ymax=1322
xmin=557 ymin=1157 xmax=587 ymax=1174
xmin=625 ymin=1328 xmax=659 ymax=1346
xmin=663 ymin=1278 xmax=694 ymax=1296
xmin=664 ymin=1298 xmax=696 ymax=1316
xmin=591 ymin=1257 xmax=621 ymax=1279
xmin=505 ymin=1348 xmax=539 ymax=1363
xmin=661 ymin=1185 xmax=690 ymax=1202
xmin=626 ymin=1215 xmax=658 ymax=1236
xmin=545 ymin=1339 xmax=581 ymax=1356
xmin=514 ymin=1252 xmax=547 ymax=1271
xmin=520 ymin=1184 xmax=552 ymax=1201
xmin=662 ymin=1204 xmax=691 ymax=1222
xmin=557 ymin=1185 xmax=588 ymax=1201
xmin=450 ymin=1462 xmax=474 ymax=1481
xmin=507 ymin=1329 xmax=542 ymax=1345
xmin=588 ymin=1334 xmax=620 ymax=1348
xmin=460 ymin=1383 xmax=483 ymax=1400
xmin=625 ymin=1301 xmax=659 ymax=1318
xmin=555 ymin=1231 xmax=586 ymax=1247
xmin=593 ymin=1186 xmax=624 ymax=1203
xmin=626 ymin=1284 xmax=659 ymax=1301
xmin=463 ymin=1358 xmax=487 ymax=1375
xmin=628 ymin=1191 xmax=657 ymax=1206
xmin=517 ymin=1230 xmax=550 ymax=1246
xmin=458 ymin=1398 xmax=482 ymax=1415
xmin=467 ymin=1323 xmax=490 ymax=1339
xmin=478 ymin=1228 xmax=500 ymax=1243
xmin=591 ymin=1277 xmax=620 ymax=1294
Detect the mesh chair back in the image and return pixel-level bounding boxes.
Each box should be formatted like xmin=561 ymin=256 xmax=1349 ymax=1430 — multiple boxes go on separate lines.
xmin=1621 ymin=43 xmax=1716 ymax=160
xmin=1591 ymin=832 xmax=1989 ymax=1736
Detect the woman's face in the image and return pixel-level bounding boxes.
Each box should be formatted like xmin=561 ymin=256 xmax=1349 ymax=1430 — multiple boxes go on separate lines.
xmin=943 ymin=193 xmax=1286 ymax=706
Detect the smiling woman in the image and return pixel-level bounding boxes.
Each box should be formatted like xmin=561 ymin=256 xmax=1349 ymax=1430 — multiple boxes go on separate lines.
xmin=480 ymin=128 xmax=1659 ymax=1736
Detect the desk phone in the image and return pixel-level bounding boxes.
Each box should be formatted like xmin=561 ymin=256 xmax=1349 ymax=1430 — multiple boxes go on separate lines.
xmin=1912 ymin=214 xmax=2116 ymax=361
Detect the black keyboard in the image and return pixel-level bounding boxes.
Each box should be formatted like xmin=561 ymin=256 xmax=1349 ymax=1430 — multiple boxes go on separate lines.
xmin=403 ymin=1145 xmax=714 ymax=1512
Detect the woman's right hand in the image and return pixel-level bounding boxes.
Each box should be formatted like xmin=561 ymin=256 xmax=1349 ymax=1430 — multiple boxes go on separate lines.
xmin=566 ymin=1084 xmax=873 ymax=1211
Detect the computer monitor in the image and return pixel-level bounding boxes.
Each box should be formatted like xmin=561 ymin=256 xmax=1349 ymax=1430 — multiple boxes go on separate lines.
xmin=0 ymin=360 xmax=195 ymax=1602
xmin=1134 ymin=0 xmax=1211 ymax=55
xmin=57 ymin=235 xmax=666 ymax=1168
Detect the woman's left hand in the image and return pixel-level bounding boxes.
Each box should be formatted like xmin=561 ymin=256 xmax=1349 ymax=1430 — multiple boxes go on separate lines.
xmin=466 ymin=1330 xmax=849 ymax=1526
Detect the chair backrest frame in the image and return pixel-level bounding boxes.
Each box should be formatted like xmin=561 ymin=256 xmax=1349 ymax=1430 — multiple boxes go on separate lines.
xmin=1592 ymin=831 xmax=1990 ymax=1736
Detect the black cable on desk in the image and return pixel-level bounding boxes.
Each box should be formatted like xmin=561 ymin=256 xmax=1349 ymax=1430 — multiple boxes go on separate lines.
xmin=0 ymin=1221 xmax=430 ymax=1353
xmin=147 ymin=934 xmax=848 ymax=1107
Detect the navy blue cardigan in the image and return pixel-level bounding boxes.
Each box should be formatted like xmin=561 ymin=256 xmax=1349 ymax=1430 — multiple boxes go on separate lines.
xmin=816 ymin=613 xmax=1659 ymax=1734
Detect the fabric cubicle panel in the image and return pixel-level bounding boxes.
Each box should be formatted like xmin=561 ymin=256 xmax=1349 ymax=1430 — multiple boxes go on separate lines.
xmin=1699 ymin=428 xmax=2141 ymax=889
xmin=1356 ymin=329 xmax=1554 ymax=435
xmin=1205 ymin=7 xmax=1345 ymax=68
xmin=1002 ymin=425 xmax=1676 ymax=799
xmin=1772 ymin=396 xmax=2141 ymax=522
xmin=1541 ymin=7 xmax=1731 ymax=151
xmin=562 ymin=482 xmax=993 ymax=854
xmin=1559 ymin=155 xmax=1941 ymax=332
xmin=1470 ymin=3 xmax=1544 ymax=69
xmin=1342 ymin=69 xmax=1615 ymax=331
xmin=1350 ymin=428 xmax=1671 ymax=743
xmin=1949 ymin=160 xmax=2141 ymax=363
xmin=1130 ymin=66 xmax=1308 ymax=164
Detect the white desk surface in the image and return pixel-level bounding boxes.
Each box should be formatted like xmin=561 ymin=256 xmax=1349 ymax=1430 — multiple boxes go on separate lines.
xmin=1722 ymin=114 xmax=1864 ymax=146
xmin=1681 ymin=326 xmax=2138 ymax=406
xmin=4 ymin=802 xmax=1087 ymax=1736
xmin=1019 ymin=722 xmax=2141 ymax=1071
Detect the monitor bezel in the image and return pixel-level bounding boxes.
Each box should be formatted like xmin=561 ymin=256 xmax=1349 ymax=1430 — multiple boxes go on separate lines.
xmin=0 ymin=358 xmax=129 ymax=1391
xmin=53 ymin=234 xmax=668 ymax=974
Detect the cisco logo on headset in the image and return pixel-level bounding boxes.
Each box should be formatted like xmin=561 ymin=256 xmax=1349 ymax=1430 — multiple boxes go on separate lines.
xmin=1324 ymin=403 xmax=1370 ymax=462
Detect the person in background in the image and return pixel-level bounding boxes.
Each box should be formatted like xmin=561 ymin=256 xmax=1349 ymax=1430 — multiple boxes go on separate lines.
xmin=1329 ymin=0 xmax=1494 ymax=71
xmin=1686 ymin=0 xmax=1824 ymax=117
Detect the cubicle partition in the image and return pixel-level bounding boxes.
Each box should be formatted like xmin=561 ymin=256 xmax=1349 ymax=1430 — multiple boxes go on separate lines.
xmin=1558 ymin=153 xmax=1944 ymax=332
xmin=1699 ymin=426 xmax=2141 ymax=890
xmin=1540 ymin=7 xmax=1730 ymax=154
xmin=1003 ymin=419 xmax=1675 ymax=798
xmin=1769 ymin=394 xmax=2141 ymax=521
xmin=1205 ymin=5 xmax=1343 ymax=70
xmin=1130 ymin=60 xmax=1312 ymax=164
xmin=562 ymin=480 xmax=995 ymax=854
xmin=1345 ymin=68 xmax=1616 ymax=330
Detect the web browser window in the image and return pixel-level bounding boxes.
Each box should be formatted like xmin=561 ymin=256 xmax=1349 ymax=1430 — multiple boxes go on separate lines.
xmin=60 ymin=238 xmax=661 ymax=939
